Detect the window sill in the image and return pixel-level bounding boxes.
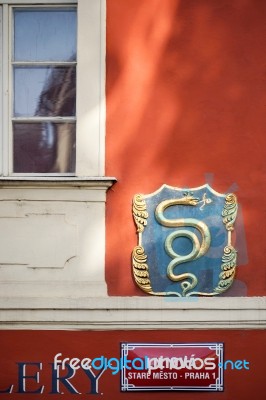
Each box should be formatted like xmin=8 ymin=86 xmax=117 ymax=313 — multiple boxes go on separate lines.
xmin=0 ymin=176 xmax=116 ymax=188
xmin=0 ymin=176 xmax=116 ymax=201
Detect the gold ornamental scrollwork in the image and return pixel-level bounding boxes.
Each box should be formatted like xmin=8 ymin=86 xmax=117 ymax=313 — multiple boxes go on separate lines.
xmin=214 ymin=193 xmax=238 ymax=294
xmin=214 ymin=245 xmax=237 ymax=294
xmin=132 ymin=195 xmax=153 ymax=294
xmin=222 ymin=193 xmax=238 ymax=231
xmin=132 ymin=245 xmax=152 ymax=294
xmin=132 ymin=194 xmax=148 ymax=234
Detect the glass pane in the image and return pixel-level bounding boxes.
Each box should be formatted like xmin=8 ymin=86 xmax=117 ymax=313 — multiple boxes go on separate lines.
xmin=13 ymin=122 xmax=76 ymax=173
xmin=14 ymin=66 xmax=76 ymax=117
xmin=14 ymin=8 xmax=77 ymax=62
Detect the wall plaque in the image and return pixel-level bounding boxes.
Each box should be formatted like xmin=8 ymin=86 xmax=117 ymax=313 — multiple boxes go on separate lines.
xmin=132 ymin=184 xmax=238 ymax=296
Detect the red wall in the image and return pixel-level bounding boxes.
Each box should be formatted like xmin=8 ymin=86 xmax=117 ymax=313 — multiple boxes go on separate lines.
xmin=0 ymin=330 xmax=264 ymax=400
xmin=106 ymin=0 xmax=266 ymax=296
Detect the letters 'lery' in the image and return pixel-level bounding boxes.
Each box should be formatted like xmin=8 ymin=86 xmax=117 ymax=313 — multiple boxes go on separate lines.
xmin=132 ymin=184 xmax=238 ymax=297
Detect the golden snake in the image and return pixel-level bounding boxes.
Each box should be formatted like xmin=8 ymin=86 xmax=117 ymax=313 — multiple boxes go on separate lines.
xmin=155 ymin=195 xmax=211 ymax=295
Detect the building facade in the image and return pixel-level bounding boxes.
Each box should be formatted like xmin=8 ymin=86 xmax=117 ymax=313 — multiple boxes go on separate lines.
xmin=0 ymin=0 xmax=265 ymax=398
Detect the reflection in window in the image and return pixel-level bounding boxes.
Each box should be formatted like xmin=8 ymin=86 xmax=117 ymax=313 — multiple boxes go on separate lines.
xmin=12 ymin=7 xmax=77 ymax=174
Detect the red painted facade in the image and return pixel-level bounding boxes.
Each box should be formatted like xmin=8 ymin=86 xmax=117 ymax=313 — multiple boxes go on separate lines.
xmin=0 ymin=330 xmax=264 ymax=399
xmin=105 ymin=0 xmax=266 ymax=296
xmin=104 ymin=2 xmax=266 ymax=397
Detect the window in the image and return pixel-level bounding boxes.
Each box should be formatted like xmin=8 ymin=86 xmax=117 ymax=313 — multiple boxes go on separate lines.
xmin=0 ymin=0 xmax=106 ymax=177
xmin=13 ymin=6 xmax=77 ymax=173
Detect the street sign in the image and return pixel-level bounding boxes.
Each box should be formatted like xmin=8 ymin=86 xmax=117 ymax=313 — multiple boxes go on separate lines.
xmin=121 ymin=342 xmax=223 ymax=391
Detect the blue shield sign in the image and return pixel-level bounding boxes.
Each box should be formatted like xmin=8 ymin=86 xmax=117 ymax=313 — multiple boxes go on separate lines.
xmin=132 ymin=184 xmax=238 ymax=297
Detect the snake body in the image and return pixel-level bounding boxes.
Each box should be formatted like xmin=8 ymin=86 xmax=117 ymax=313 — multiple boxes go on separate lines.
xmin=155 ymin=195 xmax=211 ymax=295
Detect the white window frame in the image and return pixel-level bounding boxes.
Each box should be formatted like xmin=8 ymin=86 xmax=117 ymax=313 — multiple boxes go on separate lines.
xmin=0 ymin=0 xmax=106 ymax=177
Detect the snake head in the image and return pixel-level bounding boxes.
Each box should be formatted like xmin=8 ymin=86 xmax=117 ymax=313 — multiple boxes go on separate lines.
xmin=184 ymin=193 xmax=199 ymax=205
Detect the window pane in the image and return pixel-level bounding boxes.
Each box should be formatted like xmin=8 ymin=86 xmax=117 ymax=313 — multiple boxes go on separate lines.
xmin=14 ymin=66 xmax=76 ymax=117
xmin=13 ymin=122 xmax=76 ymax=173
xmin=14 ymin=8 xmax=77 ymax=62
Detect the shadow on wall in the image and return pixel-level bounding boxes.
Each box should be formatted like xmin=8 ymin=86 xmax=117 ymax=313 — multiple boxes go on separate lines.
xmin=105 ymin=0 xmax=266 ymax=296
